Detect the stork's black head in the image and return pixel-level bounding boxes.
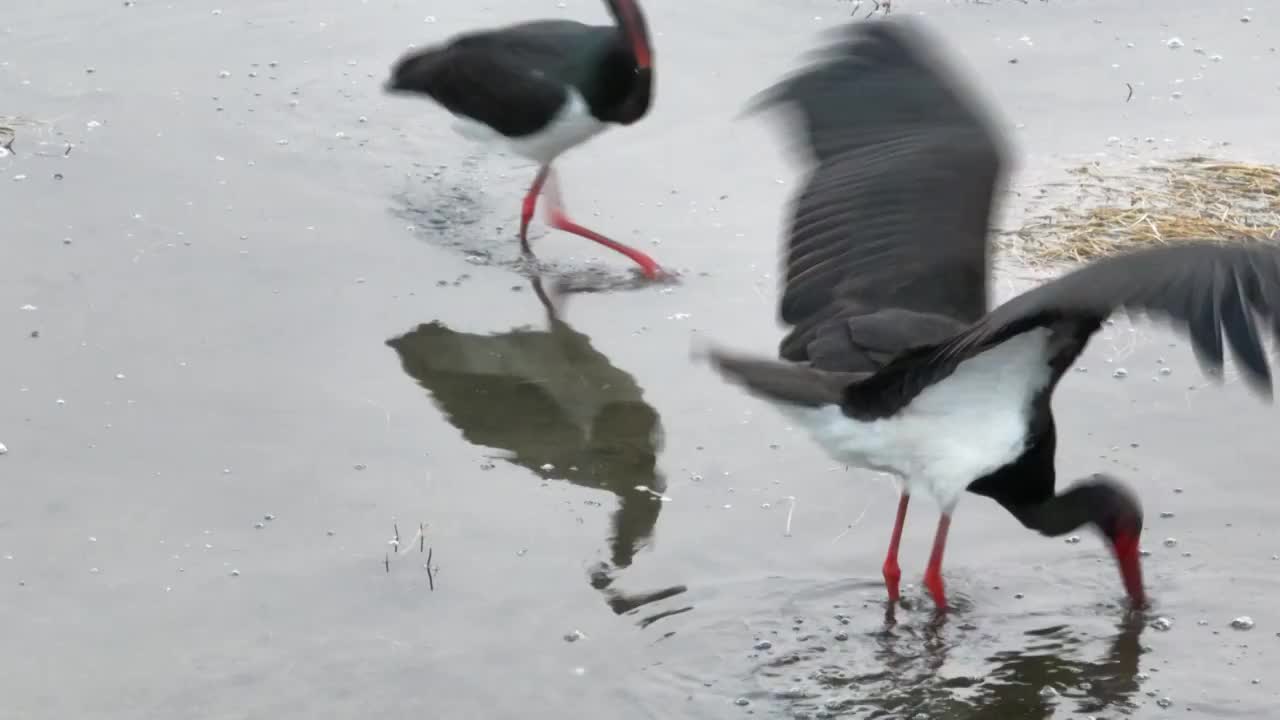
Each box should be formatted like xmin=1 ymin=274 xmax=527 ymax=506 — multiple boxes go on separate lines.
xmin=1056 ymin=474 xmax=1147 ymax=609
xmin=383 ymin=48 xmax=438 ymax=95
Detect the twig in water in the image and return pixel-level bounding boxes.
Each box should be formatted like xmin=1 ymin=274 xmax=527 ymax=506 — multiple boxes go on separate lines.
xmin=420 ymin=522 xmax=425 ymax=553
xmin=784 ymin=495 xmax=797 ymax=537
xmin=1125 ymin=83 xmax=1134 ymax=102
xmin=384 ymin=553 xmax=390 ymax=573
xmin=426 ymin=547 xmax=435 ymax=591
xmin=396 ymin=523 xmax=425 ymax=556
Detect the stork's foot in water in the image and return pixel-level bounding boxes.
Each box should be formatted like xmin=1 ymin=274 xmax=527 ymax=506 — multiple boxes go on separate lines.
xmin=541 ymin=169 xmax=665 ymax=280
xmin=545 ymin=209 xmax=664 ymax=280
xmin=923 ymin=568 xmax=947 ymax=610
xmin=518 ymin=165 xmax=552 ymax=256
xmin=882 ymin=559 xmax=902 ymax=604
xmin=923 ymin=513 xmax=952 ymax=610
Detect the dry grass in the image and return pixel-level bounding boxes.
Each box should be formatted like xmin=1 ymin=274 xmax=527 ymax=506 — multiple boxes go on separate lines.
xmin=1005 ymin=156 xmax=1280 ymax=265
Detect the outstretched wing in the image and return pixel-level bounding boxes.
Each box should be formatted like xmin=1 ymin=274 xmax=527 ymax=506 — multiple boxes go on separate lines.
xmin=956 ymin=242 xmax=1280 ymax=395
xmin=843 ymin=242 xmax=1280 ymax=421
xmin=749 ymin=19 xmax=1008 ymax=372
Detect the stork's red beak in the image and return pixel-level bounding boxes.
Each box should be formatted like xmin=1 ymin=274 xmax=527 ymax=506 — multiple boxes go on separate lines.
xmin=1110 ymin=529 xmax=1147 ymax=610
xmin=631 ymin=34 xmax=651 ymax=70
xmin=614 ymin=0 xmax=652 ymax=69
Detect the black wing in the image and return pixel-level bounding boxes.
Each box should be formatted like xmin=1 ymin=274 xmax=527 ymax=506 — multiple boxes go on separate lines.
xmin=750 ymin=19 xmax=1008 ymax=372
xmin=385 ymin=20 xmax=610 ymax=137
xmin=843 ymin=242 xmax=1280 ymax=420
xmin=953 ymin=242 xmax=1280 ymax=397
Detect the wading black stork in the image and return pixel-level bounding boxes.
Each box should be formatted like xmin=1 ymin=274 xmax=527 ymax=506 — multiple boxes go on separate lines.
xmin=701 ymin=18 xmax=1280 ymax=611
xmin=384 ymin=0 xmax=662 ymax=279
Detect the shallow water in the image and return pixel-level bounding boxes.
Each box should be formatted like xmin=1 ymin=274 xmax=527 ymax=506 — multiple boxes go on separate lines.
xmin=3 ymin=0 xmax=1280 ymax=718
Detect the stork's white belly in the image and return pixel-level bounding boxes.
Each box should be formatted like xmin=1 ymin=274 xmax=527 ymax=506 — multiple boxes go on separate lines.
xmin=450 ymin=89 xmax=607 ymax=165
xmin=777 ymin=328 xmax=1054 ymax=510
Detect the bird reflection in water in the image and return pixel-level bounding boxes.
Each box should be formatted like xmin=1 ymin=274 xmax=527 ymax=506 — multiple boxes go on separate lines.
xmin=385 ymin=276 xmax=689 ymax=626
xmin=770 ymin=612 xmax=1144 ymax=718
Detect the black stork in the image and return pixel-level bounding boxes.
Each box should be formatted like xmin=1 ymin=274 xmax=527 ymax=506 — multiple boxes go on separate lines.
xmin=383 ymin=0 xmax=662 ymax=279
xmin=700 ymin=17 xmax=1280 ymax=611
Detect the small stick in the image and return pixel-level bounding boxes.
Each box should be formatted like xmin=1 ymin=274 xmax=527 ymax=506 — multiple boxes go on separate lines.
xmin=1125 ymin=83 xmax=1134 ymax=102
xmin=394 ymin=523 xmax=400 ymax=544
xmin=426 ymin=548 xmax=435 ymax=591
xmin=397 ymin=523 xmax=424 ymax=556
xmin=419 ymin=522 xmax=425 ymax=553
xmin=384 ymin=553 xmax=390 ymax=573
xmin=784 ymin=496 xmax=797 ymax=537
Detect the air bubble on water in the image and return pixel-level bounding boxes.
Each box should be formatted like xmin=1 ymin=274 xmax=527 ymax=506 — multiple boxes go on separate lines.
xmin=230 ymin=569 xmax=240 ymax=576
xmin=734 ymin=698 xmax=750 ymax=707
xmin=1065 ymin=535 xmax=1080 ymax=544
xmin=563 ymin=630 xmax=585 ymax=643
xmin=541 ymin=463 xmax=555 ymax=471
xmin=753 ymin=640 xmax=772 ymax=651
xmin=0 ymin=443 xmax=7 ymax=455
xmin=1038 ymin=687 xmax=1059 ymax=699
xmin=1166 ymin=37 xmax=1184 ymax=49
xmin=834 ymin=631 xmax=849 ymax=641
xmin=1156 ymin=697 xmax=1173 ymax=708
xmin=1232 ymin=616 xmax=1255 ymax=630
xmin=1151 ymin=616 xmax=1173 ymax=631
xmin=1163 ymin=537 xmax=1178 ymax=547
xmin=1113 ymin=368 xmax=1128 ymax=378
xmin=1160 ymin=511 xmax=1175 ymax=518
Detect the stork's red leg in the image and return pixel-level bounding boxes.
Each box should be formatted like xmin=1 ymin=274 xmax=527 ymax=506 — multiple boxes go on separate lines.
xmin=882 ymin=492 xmax=910 ymax=603
xmin=519 ymin=165 xmax=552 ymax=256
xmin=542 ymin=168 xmax=663 ymax=279
xmin=922 ymin=513 xmax=952 ymax=609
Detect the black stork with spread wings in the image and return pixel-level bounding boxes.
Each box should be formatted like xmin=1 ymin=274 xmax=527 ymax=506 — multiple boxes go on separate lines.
xmin=703 ymin=18 xmax=1280 ymax=611
xmin=384 ymin=0 xmax=663 ymax=280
